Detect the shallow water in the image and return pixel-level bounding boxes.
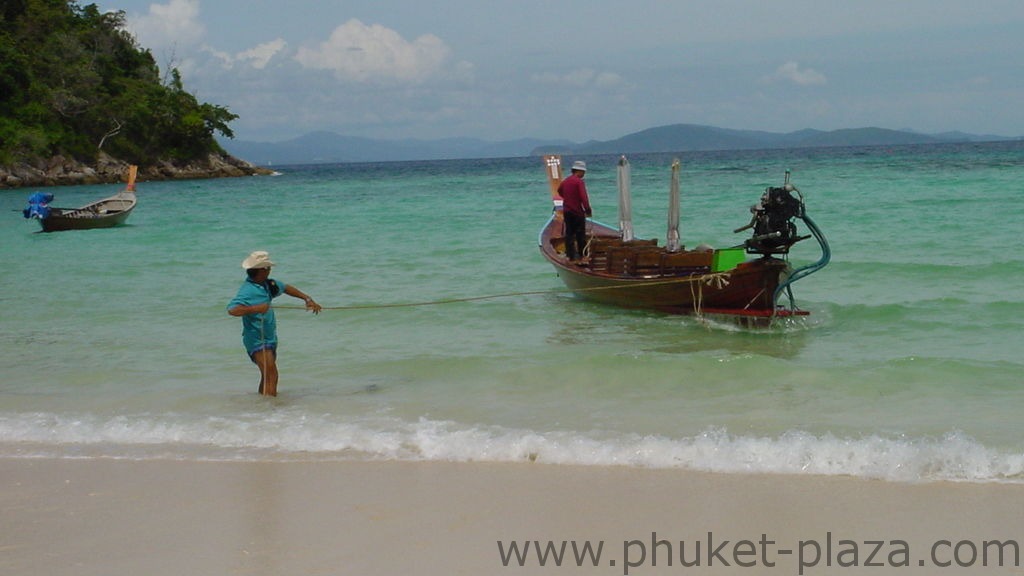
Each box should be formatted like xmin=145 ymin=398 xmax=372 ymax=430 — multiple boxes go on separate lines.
xmin=3 ymin=141 xmax=1023 ymax=482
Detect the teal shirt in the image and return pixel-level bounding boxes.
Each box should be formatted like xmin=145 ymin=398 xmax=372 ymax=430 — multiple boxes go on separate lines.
xmin=228 ymin=277 xmax=288 ymax=354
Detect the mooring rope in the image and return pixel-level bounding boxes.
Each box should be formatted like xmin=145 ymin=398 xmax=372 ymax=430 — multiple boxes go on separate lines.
xmin=274 ymin=271 xmax=734 ymax=312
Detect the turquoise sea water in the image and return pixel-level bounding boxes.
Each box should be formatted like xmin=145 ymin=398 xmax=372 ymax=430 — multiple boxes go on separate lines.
xmin=2 ymin=141 xmax=1023 ymax=482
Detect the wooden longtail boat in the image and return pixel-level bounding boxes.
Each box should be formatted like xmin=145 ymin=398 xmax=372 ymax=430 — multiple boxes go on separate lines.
xmin=538 ymin=155 xmax=830 ymax=324
xmin=24 ymin=165 xmax=137 ymax=232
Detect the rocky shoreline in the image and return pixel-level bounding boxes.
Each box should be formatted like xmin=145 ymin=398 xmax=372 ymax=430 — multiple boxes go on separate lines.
xmin=1 ymin=152 xmax=274 ymax=189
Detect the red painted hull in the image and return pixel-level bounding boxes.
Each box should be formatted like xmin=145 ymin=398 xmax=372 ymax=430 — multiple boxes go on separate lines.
xmin=539 ymin=215 xmax=792 ymax=317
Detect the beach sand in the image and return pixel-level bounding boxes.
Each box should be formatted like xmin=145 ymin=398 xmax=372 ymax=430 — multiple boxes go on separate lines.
xmin=2 ymin=457 xmax=1022 ymax=575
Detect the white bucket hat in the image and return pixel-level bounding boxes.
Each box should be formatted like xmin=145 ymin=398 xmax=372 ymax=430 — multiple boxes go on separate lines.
xmin=242 ymin=250 xmax=274 ymax=269
xmin=571 ymin=160 xmax=587 ymax=172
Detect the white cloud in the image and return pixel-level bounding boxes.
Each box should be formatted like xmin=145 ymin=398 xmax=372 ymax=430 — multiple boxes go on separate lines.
xmin=531 ymin=68 xmax=626 ymax=89
xmin=594 ymin=71 xmax=626 ymax=89
xmin=770 ymin=61 xmax=827 ymax=86
xmin=294 ymin=19 xmax=451 ymax=83
xmin=203 ymin=39 xmax=287 ymax=71
xmin=236 ymin=39 xmax=288 ymax=70
xmin=126 ymin=0 xmax=204 ymax=52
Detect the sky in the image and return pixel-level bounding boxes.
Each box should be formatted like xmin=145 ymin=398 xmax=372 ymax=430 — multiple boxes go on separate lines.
xmin=95 ymin=0 xmax=1024 ymax=143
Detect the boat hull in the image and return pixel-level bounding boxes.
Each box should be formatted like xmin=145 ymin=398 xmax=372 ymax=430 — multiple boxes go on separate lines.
xmin=36 ymin=193 xmax=135 ymax=232
xmin=39 ymin=206 xmax=134 ymax=232
xmin=540 ymin=215 xmax=794 ymax=317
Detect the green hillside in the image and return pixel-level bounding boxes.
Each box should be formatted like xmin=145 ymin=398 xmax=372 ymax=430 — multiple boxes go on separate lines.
xmin=1 ymin=0 xmax=238 ymax=175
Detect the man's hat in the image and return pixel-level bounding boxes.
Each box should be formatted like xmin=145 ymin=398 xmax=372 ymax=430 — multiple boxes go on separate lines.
xmin=242 ymin=250 xmax=274 ymax=269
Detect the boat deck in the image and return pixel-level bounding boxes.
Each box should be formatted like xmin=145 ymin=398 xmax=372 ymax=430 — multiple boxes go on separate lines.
xmin=547 ymin=234 xmax=715 ymax=278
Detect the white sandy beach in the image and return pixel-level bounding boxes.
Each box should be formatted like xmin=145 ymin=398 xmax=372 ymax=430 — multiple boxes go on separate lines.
xmin=3 ymin=458 xmax=1023 ymax=575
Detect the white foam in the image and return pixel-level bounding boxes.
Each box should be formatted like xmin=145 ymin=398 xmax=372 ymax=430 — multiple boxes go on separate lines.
xmin=2 ymin=412 xmax=1023 ymax=483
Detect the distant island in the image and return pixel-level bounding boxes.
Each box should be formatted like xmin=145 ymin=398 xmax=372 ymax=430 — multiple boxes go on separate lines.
xmin=5 ymin=3 xmax=1018 ymax=186
xmin=221 ymin=124 xmax=1021 ymax=166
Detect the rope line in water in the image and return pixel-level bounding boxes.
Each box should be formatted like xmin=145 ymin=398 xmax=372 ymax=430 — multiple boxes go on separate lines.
xmin=274 ymin=271 xmax=733 ymax=311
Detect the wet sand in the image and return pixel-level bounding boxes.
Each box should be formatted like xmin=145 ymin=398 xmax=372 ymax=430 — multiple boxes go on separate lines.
xmin=2 ymin=457 xmax=1023 ymax=575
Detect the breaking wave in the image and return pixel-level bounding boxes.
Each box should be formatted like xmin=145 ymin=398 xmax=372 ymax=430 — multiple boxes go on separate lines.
xmin=3 ymin=411 xmax=1024 ymax=484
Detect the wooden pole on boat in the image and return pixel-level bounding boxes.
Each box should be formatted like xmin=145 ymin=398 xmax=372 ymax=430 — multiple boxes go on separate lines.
xmin=667 ymin=158 xmax=682 ymax=252
xmin=543 ymin=155 xmax=564 ymax=220
xmin=125 ymin=164 xmax=138 ymax=192
xmin=617 ymin=155 xmax=634 ymax=242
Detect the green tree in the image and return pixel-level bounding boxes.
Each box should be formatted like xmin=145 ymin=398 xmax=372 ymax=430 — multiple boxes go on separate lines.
xmin=1 ymin=0 xmax=237 ymax=166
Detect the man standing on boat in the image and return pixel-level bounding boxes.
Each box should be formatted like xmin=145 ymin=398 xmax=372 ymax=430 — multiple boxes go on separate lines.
xmin=558 ymin=160 xmax=593 ymax=264
xmin=227 ymin=251 xmax=322 ymax=397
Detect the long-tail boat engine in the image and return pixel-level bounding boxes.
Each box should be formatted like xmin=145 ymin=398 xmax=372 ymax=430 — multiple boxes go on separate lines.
xmin=732 ymin=170 xmax=832 ymax=314
xmin=737 ymin=175 xmax=807 ymax=256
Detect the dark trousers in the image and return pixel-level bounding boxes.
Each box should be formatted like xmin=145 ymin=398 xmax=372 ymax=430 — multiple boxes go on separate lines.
xmin=563 ymin=211 xmax=588 ymax=260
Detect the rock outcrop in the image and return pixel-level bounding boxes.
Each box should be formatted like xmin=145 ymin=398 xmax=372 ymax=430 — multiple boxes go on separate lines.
xmin=1 ymin=152 xmax=274 ymax=189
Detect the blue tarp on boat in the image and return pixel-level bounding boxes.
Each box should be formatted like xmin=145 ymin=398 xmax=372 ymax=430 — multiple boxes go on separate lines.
xmin=23 ymin=192 xmax=54 ymax=220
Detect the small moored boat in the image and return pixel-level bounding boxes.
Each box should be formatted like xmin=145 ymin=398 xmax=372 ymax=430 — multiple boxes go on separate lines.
xmin=538 ymin=155 xmax=830 ymax=325
xmin=23 ymin=165 xmax=138 ymax=232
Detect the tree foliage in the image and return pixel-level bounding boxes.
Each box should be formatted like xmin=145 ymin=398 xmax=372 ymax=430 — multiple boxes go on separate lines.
xmin=0 ymin=0 xmax=237 ymax=165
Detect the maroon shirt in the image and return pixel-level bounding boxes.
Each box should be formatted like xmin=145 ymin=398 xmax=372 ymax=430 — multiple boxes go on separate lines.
xmin=557 ymin=173 xmax=592 ymax=217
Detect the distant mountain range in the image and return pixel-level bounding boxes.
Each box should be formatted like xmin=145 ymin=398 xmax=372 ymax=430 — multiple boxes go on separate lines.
xmin=220 ymin=124 xmax=1019 ymax=166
